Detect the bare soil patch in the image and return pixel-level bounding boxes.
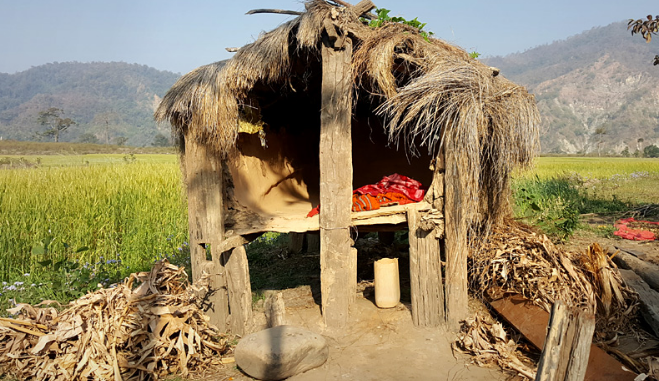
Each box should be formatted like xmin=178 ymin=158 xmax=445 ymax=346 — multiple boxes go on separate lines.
xmin=202 ymin=287 xmax=506 ymax=381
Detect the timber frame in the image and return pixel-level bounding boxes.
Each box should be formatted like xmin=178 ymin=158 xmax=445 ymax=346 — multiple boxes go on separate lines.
xmin=157 ymin=0 xmax=539 ymax=333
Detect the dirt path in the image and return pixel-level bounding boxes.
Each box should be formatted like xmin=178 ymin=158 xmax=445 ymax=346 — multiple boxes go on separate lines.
xmin=211 ymin=286 xmax=505 ymax=381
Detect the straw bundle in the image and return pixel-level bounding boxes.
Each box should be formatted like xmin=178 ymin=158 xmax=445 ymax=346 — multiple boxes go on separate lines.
xmin=470 ymin=221 xmax=639 ymax=336
xmin=0 ymin=260 xmax=231 ymax=380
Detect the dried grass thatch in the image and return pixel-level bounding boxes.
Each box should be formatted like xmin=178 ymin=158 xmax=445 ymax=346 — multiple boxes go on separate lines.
xmin=470 ymin=221 xmax=639 ymax=337
xmin=0 ymin=260 xmax=231 ymax=380
xmin=155 ymin=0 xmax=540 ymax=236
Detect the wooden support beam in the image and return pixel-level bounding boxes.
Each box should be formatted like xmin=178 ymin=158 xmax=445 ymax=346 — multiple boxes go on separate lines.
xmin=288 ymin=233 xmax=305 ymax=254
xmin=536 ymin=301 xmax=596 ymax=381
xmin=319 ymin=35 xmax=354 ymax=328
xmin=306 ymin=233 xmax=320 ymax=253
xmin=224 ymin=245 xmax=253 ymax=335
xmin=183 ymin=133 xmax=229 ymax=331
xmin=407 ymin=208 xmax=444 ymax=327
xmin=443 ymin=146 xmax=468 ymax=329
xmin=377 ymin=231 xmax=395 ymax=246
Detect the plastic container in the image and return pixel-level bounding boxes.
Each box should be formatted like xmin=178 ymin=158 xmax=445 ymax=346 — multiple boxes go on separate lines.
xmin=374 ymin=258 xmax=400 ymax=308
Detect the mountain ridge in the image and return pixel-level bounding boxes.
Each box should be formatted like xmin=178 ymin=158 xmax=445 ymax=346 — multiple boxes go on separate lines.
xmin=2 ymin=24 xmax=659 ymax=154
xmin=0 ymin=61 xmax=180 ymax=146
xmin=485 ymin=21 xmax=659 ymax=154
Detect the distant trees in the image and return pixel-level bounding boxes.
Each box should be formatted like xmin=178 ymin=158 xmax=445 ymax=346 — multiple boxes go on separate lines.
xmin=594 ymin=127 xmax=607 ymax=157
xmin=152 ymin=133 xmax=171 ymax=147
xmin=628 ymin=16 xmax=659 ymax=65
xmin=36 ymin=108 xmax=76 ymax=142
xmin=77 ymin=133 xmax=99 ymax=144
xmin=644 ymin=144 xmax=659 ymax=158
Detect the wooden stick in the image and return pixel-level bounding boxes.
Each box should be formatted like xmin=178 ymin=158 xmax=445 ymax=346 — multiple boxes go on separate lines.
xmin=352 ymin=0 xmax=376 ymax=18
xmin=536 ymin=301 xmax=569 ymax=381
xmin=535 ymin=301 xmax=596 ymax=381
xmin=319 ymin=36 xmax=354 ymax=328
xmin=246 ymin=9 xmax=302 ymax=16
xmin=329 ymin=0 xmax=377 ymax=19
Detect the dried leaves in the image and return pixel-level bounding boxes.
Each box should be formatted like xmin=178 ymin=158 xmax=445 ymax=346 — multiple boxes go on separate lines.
xmin=470 ymin=221 xmax=639 ymax=336
xmin=0 ymin=260 xmax=231 ymax=380
xmin=461 ymin=223 xmax=643 ymax=378
xmin=453 ymin=314 xmax=537 ymax=380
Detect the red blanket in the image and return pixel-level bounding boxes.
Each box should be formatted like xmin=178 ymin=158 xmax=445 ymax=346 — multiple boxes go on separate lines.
xmin=307 ymin=174 xmax=425 ymax=217
xmin=354 ymin=173 xmax=425 ymax=202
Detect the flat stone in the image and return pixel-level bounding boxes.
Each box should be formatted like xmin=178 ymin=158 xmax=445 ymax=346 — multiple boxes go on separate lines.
xmin=235 ymin=325 xmax=329 ymax=380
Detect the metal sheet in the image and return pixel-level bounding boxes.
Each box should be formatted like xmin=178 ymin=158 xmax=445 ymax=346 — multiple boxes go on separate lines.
xmin=489 ymin=295 xmax=637 ymax=381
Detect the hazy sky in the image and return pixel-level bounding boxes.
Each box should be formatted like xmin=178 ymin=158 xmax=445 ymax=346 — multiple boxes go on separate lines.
xmin=0 ymin=1 xmax=654 ymax=75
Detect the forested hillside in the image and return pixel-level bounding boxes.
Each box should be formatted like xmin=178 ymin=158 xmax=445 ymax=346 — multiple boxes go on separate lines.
xmin=0 ymin=62 xmax=180 ymax=146
xmin=486 ymin=21 xmax=659 ymax=154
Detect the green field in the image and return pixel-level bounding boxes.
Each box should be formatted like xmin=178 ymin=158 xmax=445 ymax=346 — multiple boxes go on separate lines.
xmin=0 ymin=154 xmax=187 ymax=294
xmin=0 ymin=153 xmax=657 ymax=311
xmin=515 ymin=157 xmax=659 ymax=204
xmin=512 ymin=156 xmax=658 ymax=239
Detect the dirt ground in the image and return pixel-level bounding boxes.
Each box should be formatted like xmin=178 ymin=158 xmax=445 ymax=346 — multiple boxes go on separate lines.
xmin=209 ymin=287 xmax=506 ymax=381
xmin=203 ymin=216 xmax=659 ymax=381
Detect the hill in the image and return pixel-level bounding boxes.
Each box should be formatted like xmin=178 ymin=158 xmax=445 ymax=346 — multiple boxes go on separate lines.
xmin=485 ymin=21 xmax=659 ymax=154
xmin=0 ymin=62 xmax=180 ymax=147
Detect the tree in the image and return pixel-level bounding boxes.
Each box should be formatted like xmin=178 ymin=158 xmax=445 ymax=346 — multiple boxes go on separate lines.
xmin=644 ymin=144 xmax=659 ymax=158
xmin=636 ymin=138 xmax=646 ymax=157
xmin=628 ymin=16 xmax=659 ymax=65
xmin=114 ymin=136 xmax=129 ymax=146
xmin=152 ymin=133 xmax=171 ymax=147
xmin=621 ymin=146 xmax=630 ymax=157
xmin=594 ymin=127 xmax=606 ymax=157
xmin=37 ymin=108 xmax=76 ymax=142
xmin=77 ymin=132 xmax=99 ymax=144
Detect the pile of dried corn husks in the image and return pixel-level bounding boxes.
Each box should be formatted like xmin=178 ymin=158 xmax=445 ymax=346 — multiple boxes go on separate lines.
xmin=470 ymin=222 xmax=638 ymax=336
xmin=0 ymin=260 xmax=230 ymax=380
xmin=458 ymin=222 xmax=643 ymax=379
xmin=453 ymin=314 xmax=537 ymax=380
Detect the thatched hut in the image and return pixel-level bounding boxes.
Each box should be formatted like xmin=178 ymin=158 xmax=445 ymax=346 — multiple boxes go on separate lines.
xmin=155 ymin=0 xmax=539 ymax=333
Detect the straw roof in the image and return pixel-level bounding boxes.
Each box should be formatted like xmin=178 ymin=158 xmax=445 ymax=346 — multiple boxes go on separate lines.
xmin=155 ymin=0 xmax=540 ymax=231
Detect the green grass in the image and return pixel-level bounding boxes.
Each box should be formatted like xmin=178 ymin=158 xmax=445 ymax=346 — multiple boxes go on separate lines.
xmin=513 ymin=157 xmax=659 ymax=239
xmin=520 ymin=157 xmax=659 ymax=179
xmin=0 ymin=139 xmax=176 ymax=156
xmin=0 ymin=155 xmax=189 ymax=311
xmin=1 ymin=153 xmax=178 ymax=167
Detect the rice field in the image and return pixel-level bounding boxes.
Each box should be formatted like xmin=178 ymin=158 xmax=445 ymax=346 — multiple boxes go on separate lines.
xmin=0 ymin=154 xmax=187 ymax=282
xmin=515 ymin=157 xmax=659 ymax=205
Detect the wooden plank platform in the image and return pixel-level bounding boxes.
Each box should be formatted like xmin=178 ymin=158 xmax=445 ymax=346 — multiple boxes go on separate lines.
xmin=230 ymin=201 xmax=435 ymax=236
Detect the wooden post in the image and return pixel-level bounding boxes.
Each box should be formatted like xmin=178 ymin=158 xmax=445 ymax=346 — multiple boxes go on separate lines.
xmin=183 ymin=133 xmax=229 ymax=331
xmin=444 ymin=146 xmax=468 ymax=329
xmin=536 ymin=301 xmax=596 ymax=381
xmin=319 ymin=31 xmax=354 ymax=328
xmin=407 ymin=208 xmax=444 ymax=326
xmin=378 ymin=232 xmax=395 ymax=246
xmin=306 ymin=233 xmax=321 ymax=253
xmin=288 ymin=233 xmax=305 ymax=254
xmin=224 ymin=245 xmax=253 ymax=335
